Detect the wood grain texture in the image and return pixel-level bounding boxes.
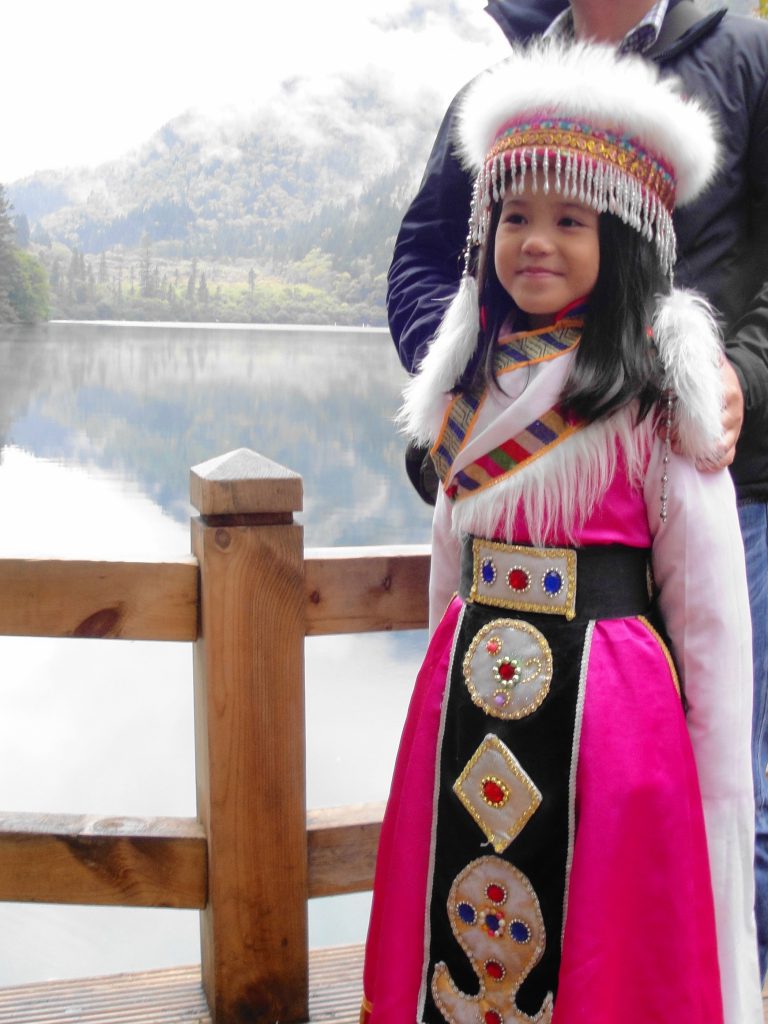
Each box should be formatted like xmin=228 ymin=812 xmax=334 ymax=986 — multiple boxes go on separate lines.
xmin=305 ymin=546 xmax=430 ymax=635
xmin=193 ymin=516 xmax=309 ymax=1022
xmin=190 ymin=448 xmax=303 ymax=517
xmin=0 ymin=946 xmax=366 ymax=1023
xmin=0 ymin=558 xmax=198 ymax=641
xmin=0 ymin=813 xmax=206 ymax=908
xmin=307 ymin=803 xmax=383 ymax=898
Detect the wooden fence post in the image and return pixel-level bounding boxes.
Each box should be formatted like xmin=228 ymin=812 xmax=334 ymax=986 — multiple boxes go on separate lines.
xmin=190 ymin=448 xmax=308 ymax=1023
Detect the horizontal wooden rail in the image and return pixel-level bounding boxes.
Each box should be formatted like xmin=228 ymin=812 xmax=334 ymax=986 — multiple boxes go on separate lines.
xmin=306 ymin=802 xmax=384 ymax=896
xmin=304 ymin=546 xmax=430 ymax=634
xmin=0 ymin=558 xmax=199 ymax=641
xmin=0 ymin=813 xmax=207 ymax=907
xmin=0 ymin=804 xmax=385 ymax=907
xmin=0 ymin=547 xmax=429 ymax=643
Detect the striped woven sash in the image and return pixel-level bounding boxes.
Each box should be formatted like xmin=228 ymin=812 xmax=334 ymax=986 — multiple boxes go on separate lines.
xmin=433 ymin=320 xmax=584 ymax=502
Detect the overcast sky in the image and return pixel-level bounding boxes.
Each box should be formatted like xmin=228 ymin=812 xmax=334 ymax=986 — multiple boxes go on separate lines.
xmin=2 ymin=1 xmax=508 ymax=184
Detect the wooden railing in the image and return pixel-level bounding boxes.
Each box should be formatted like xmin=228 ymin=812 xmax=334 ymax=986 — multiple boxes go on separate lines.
xmin=0 ymin=448 xmax=430 ymax=1023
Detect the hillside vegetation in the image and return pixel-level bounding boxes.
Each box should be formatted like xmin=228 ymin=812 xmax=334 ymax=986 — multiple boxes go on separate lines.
xmin=8 ymin=72 xmax=441 ymax=324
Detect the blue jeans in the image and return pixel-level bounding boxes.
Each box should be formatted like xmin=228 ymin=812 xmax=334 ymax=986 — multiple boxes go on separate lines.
xmin=738 ymin=499 xmax=768 ymax=982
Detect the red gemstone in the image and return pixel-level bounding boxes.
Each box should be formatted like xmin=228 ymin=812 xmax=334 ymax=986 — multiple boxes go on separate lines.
xmin=508 ymin=568 xmax=529 ymax=591
xmin=482 ymin=779 xmax=507 ymax=805
xmin=498 ymin=660 xmax=516 ymax=681
xmin=486 ymin=883 xmax=506 ymax=904
xmin=485 ymin=1011 xmax=502 ymax=1024
xmin=486 ymin=960 xmax=505 ymax=981
xmin=486 ymin=639 xmax=501 ymax=655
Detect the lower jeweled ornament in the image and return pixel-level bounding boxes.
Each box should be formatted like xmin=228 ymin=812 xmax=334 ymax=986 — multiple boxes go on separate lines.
xmin=431 ymin=855 xmax=554 ymax=1024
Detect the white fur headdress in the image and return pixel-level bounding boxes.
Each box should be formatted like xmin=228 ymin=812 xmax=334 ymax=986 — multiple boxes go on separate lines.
xmin=400 ymin=40 xmax=725 ymax=489
xmin=460 ymin=39 xmax=718 ymax=274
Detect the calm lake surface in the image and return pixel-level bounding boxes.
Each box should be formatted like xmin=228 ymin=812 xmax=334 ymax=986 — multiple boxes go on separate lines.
xmin=0 ymin=320 xmax=433 ymax=985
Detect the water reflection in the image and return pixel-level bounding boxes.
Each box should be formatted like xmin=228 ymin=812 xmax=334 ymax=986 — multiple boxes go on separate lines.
xmin=0 ymin=322 xmax=432 ymax=546
xmin=0 ymin=322 xmax=433 ymax=984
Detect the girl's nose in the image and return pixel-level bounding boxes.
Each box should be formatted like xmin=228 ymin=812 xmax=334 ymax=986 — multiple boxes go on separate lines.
xmin=521 ymin=231 xmax=553 ymax=254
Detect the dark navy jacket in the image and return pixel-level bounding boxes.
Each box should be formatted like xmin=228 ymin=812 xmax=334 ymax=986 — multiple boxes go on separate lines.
xmin=387 ymin=1 xmax=768 ymax=498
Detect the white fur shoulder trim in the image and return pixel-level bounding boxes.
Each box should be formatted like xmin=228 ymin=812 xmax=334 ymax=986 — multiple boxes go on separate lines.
xmin=451 ymin=406 xmax=652 ymax=546
xmin=397 ymin=275 xmax=479 ymax=444
xmin=653 ymin=289 xmax=724 ymax=464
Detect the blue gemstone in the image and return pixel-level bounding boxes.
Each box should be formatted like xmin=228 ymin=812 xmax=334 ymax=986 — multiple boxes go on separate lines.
xmin=457 ymin=902 xmax=476 ymax=924
xmin=485 ymin=912 xmax=501 ymax=933
xmin=543 ymin=570 xmax=563 ymax=595
xmin=510 ymin=920 xmax=531 ymax=943
xmin=481 ymin=559 xmax=496 ymax=584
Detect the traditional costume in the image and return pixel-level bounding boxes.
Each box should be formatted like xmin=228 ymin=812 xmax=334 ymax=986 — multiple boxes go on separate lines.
xmin=361 ymin=42 xmax=762 ymax=1024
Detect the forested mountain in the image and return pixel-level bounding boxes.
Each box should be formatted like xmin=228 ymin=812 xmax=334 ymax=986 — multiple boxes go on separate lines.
xmin=0 ymin=186 xmax=49 ymax=323
xmin=8 ymin=72 xmax=443 ymax=324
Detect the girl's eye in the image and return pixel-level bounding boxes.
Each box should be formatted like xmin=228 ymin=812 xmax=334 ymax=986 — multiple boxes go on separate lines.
xmin=503 ymin=213 xmax=526 ymax=225
xmin=559 ymin=216 xmax=583 ymax=227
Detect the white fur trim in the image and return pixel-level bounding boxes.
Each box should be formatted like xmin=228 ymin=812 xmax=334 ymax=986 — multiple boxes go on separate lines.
xmin=451 ymin=406 xmax=652 ymax=546
xmin=398 ymin=274 xmax=479 ymax=444
xmin=653 ymin=288 xmax=724 ymax=463
xmin=457 ymin=40 xmax=719 ymax=206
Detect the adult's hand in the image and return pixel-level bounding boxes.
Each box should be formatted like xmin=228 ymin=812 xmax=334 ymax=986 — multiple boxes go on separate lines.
xmin=707 ymin=357 xmax=743 ymax=469
xmin=662 ymin=357 xmax=744 ymax=471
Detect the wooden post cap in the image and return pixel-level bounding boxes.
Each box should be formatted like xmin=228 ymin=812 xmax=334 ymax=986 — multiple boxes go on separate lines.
xmin=190 ymin=448 xmax=303 ymax=517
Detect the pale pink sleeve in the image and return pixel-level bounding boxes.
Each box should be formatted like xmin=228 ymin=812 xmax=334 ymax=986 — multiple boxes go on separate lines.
xmin=428 ymin=487 xmax=462 ymax=635
xmin=645 ymin=439 xmax=762 ymax=1024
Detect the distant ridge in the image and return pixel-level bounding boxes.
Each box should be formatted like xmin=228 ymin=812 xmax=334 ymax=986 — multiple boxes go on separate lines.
xmin=9 ymin=70 xmax=441 ymax=273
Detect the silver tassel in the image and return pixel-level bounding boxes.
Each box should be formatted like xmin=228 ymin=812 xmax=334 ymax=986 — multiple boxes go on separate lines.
xmin=659 ymin=390 xmax=674 ymax=522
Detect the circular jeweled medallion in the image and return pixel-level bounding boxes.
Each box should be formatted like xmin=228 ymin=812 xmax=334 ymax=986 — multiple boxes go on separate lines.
xmin=463 ymin=619 xmax=553 ymax=719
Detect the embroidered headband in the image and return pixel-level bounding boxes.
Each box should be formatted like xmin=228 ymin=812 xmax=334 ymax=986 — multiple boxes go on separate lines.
xmin=457 ymin=40 xmax=719 ymax=274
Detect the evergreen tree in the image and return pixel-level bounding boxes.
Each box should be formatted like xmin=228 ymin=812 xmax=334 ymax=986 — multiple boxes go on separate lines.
xmin=186 ymin=258 xmax=197 ymax=301
xmin=8 ymin=250 xmax=49 ymax=322
xmin=0 ymin=186 xmax=18 ymax=321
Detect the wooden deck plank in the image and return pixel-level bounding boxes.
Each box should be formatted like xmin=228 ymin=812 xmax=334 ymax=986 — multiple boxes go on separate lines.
xmin=0 ymin=946 xmax=364 ymax=1023
xmin=0 ymin=949 xmax=762 ymax=1022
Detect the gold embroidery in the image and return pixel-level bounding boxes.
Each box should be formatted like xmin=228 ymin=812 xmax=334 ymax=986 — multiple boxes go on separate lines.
xmin=432 ymin=856 xmax=554 ymax=1024
xmin=464 ymin=618 xmax=553 ymax=721
xmin=637 ymin=615 xmax=681 ymax=698
xmin=453 ymin=735 xmax=542 ymax=853
xmin=471 ymin=539 xmax=577 ymax=621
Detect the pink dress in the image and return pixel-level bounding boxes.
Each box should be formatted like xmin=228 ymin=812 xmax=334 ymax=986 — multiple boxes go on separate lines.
xmin=361 ymin=321 xmax=759 ymax=1024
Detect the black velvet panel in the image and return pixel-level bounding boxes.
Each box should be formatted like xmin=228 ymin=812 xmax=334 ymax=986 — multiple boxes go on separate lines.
xmin=421 ymin=602 xmax=587 ymax=1022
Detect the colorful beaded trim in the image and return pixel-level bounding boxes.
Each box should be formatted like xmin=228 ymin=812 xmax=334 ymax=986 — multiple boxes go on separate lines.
xmin=433 ymin=321 xmax=584 ymax=501
xmin=488 ymin=119 xmax=675 ymax=211
xmin=469 ymin=117 xmax=678 ymax=273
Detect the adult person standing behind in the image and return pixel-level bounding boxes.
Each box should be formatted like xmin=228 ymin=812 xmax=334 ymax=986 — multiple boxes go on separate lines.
xmin=388 ymin=0 xmax=768 ymax=983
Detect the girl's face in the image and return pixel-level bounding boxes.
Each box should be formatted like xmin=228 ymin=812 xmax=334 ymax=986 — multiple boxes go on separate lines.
xmin=494 ymin=177 xmax=600 ymax=328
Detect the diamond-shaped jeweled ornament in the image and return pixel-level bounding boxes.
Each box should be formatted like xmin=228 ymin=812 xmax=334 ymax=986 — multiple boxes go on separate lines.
xmin=453 ymin=735 xmax=542 ymax=853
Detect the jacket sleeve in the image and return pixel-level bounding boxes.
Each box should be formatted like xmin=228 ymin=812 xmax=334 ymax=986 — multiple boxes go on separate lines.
xmin=386 ymin=90 xmax=474 ymax=375
xmin=723 ymin=39 xmax=768 ymax=432
xmin=428 ymin=485 xmax=462 ymax=634
xmin=644 ymin=440 xmax=762 ymax=1024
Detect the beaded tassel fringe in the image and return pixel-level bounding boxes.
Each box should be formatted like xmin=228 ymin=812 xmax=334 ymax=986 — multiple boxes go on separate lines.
xmin=469 ymin=148 xmax=676 ymax=275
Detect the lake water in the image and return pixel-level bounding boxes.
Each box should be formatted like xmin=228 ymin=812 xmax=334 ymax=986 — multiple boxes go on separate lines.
xmin=0 ymin=321 xmax=433 ymax=985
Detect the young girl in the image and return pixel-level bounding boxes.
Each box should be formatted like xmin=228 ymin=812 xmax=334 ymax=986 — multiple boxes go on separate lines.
xmin=361 ymin=41 xmax=762 ymax=1024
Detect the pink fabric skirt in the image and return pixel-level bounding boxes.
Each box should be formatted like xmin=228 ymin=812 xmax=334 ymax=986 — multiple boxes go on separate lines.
xmin=361 ymin=601 xmax=722 ymax=1024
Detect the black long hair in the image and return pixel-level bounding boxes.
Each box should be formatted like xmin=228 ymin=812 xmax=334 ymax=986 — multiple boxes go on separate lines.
xmin=459 ymin=204 xmax=668 ymax=426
